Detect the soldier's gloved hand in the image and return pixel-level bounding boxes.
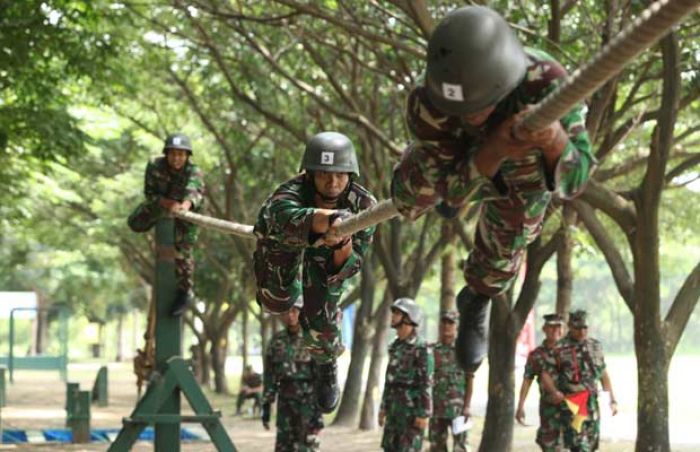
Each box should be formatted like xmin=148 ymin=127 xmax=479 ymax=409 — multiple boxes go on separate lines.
xmin=435 ymin=201 xmax=460 ymax=219
xmin=261 ymin=402 xmax=271 ymax=430
xmin=323 ymin=209 xmax=353 ymax=248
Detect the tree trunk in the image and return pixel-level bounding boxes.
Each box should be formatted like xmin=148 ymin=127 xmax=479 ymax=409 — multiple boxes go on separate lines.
xmin=334 ymin=257 xmax=376 ymax=426
xmin=440 ymin=246 xmax=456 ymax=312
xmin=242 ymin=307 xmax=249 ymax=371
xmin=116 ymin=314 xmax=124 ymax=362
xmin=359 ymin=290 xmax=392 ymax=430
xmin=211 ymin=332 xmax=230 ymax=394
xmin=479 ymin=296 xmax=517 ymax=451
xmin=556 ymin=203 xmax=575 ymax=316
xmin=635 ymin=313 xmax=669 ymax=451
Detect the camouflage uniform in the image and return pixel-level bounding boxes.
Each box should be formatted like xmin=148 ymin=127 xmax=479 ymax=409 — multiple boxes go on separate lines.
xmin=524 ymin=341 xmax=562 ymax=451
xmin=236 ymin=370 xmax=263 ymax=415
xmin=429 ymin=341 xmax=469 ymax=452
xmin=551 ymin=335 xmax=606 ymax=451
xmin=392 ymin=48 xmax=595 ymax=297
xmin=254 ymin=174 xmax=376 ymax=363
xmin=128 ymin=156 xmax=204 ymax=293
xmin=263 ymin=327 xmax=323 ymax=451
xmin=381 ymin=331 xmax=434 ymax=452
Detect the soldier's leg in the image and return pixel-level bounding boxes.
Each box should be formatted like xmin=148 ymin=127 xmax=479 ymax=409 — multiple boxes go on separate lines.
xmin=127 ymin=200 xmax=162 ymax=232
xmin=536 ymin=402 xmax=563 ymax=452
xmin=171 ymin=220 xmax=198 ymax=316
xmin=428 ymin=417 xmax=448 ymax=452
xmin=275 ymin=398 xmax=297 ymax=452
xmin=457 ymin=195 xmax=547 ymax=370
xmin=452 ymin=426 xmax=469 ymax=452
xmin=253 ymin=241 xmax=304 ymax=314
xmin=235 ymin=392 xmax=245 ymax=415
xmin=300 ymin=270 xmax=345 ymax=413
xmin=299 ymin=401 xmax=324 ymax=452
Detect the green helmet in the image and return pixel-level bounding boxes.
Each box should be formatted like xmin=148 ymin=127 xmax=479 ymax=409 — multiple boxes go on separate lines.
xmin=163 ymin=133 xmax=193 ymax=154
xmin=300 ymin=131 xmax=359 ymax=177
xmin=391 ymin=298 xmax=422 ymax=327
xmin=426 ymin=6 xmax=527 ymax=116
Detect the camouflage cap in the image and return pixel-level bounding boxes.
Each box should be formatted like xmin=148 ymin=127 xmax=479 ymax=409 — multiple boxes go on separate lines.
xmin=440 ymin=310 xmax=459 ymax=323
xmin=568 ymin=310 xmax=588 ymax=328
xmin=543 ymin=313 xmax=564 ymax=326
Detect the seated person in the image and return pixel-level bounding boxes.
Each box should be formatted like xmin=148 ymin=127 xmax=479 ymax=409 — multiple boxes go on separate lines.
xmin=236 ymin=365 xmax=263 ymax=415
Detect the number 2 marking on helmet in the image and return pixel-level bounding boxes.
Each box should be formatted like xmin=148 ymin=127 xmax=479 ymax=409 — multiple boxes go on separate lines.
xmin=442 ymin=83 xmax=464 ymax=101
xmin=321 ymin=151 xmax=334 ymax=165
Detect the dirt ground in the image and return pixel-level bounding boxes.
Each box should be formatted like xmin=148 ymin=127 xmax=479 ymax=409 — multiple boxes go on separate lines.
xmin=0 ymin=361 xmax=696 ymax=451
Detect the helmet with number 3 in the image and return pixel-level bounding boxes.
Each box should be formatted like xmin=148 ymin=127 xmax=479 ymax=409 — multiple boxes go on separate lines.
xmin=300 ymin=131 xmax=360 ymax=177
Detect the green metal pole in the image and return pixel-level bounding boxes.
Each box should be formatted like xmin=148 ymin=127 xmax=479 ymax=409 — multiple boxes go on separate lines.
xmin=71 ymin=390 xmax=91 ymax=443
xmin=0 ymin=366 xmax=6 ymax=407
xmin=155 ymin=218 xmax=181 ymax=451
xmin=66 ymin=382 xmax=80 ymax=427
xmin=9 ymin=310 xmax=15 ymax=384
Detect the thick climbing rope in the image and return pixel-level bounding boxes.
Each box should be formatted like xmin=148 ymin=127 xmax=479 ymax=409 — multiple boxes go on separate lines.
xmin=173 ymin=0 xmax=699 ymax=239
xmin=520 ymin=0 xmax=700 ymax=133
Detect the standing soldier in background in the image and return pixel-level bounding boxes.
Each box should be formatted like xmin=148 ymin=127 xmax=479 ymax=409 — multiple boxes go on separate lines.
xmin=262 ymin=297 xmax=323 ymax=451
xmin=128 ymin=133 xmax=204 ymax=316
xmin=254 ymin=131 xmax=376 ymax=412
xmin=390 ymin=5 xmax=595 ymax=372
xmin=379 ymin=298 xmax=433 ymax=452
xmin=542 ymin=310 xmax=618 ymax=451
xmin=430 ymin=310 xmax=472 ymax=452
xmin=515 ymin=313 xmax=564 ymax=451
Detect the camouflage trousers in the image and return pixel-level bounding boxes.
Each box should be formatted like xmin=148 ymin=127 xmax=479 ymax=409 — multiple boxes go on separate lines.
xmin=561 ymin=393 xmax=600 ymax=451
xmin=275 ymin=395 xmax=323 ymax=452
xmin=128 ymin=200 xmax=198 ymax=292
xmin=537 ymin=401 xmax=563 ymax=452
xmin=254 ymin=243 xmax=344 ymax=364
xmin=429 ymin=417 xmax=468 ymax=452
xmin=382 ymin=415 xmax=425 ymax=452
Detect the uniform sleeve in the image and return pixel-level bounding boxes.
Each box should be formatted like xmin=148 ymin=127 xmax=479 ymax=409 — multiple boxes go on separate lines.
xmin=184 ymin=164 xmax=205 ymax=210
xmin=262 ymin=344 xmax=277 ymax=404
xmin=144 ymin=160 xmax=160 ymax=203
xmin=391 ymin=87 xmax=491 ymax=220
xmin=415 ymin=344 xmax=434 ymax=418
xmin=523 ymin=351 xmax=539 ymax=380
xmin=526 ymin=55 xmax=596 ymax=198
xmin=261 ymin=196 xmax=317 ymax=247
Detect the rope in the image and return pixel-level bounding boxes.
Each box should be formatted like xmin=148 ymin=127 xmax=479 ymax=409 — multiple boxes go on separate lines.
xmin=171 ymin=0 xmax=698 ymax=238
xmin=173 ymin=210 xmax=256 ymax=239
xmin=519 ymin=0 xmax=700 ymax=133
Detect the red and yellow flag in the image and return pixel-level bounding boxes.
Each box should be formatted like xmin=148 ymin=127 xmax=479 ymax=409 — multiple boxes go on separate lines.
xmin=564 ymin=390 xmax=590 ymax=433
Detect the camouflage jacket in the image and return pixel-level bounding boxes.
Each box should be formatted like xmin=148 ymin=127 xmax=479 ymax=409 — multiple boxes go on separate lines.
xmin=431 ymin=342 xmax=467 ymax=419
xmin=392 ymin=47 xmax=595 ymax=219
xmin=551 ymin=335 xmax=606 ymax=395
xmin=524 ymin=341 xmax=558 ymax=396
xmin=254 ymin=174 xmax=376 ymax=287
xmin=381 ymin=331 xmax=434 ymax=419
xmin=242 ymin=372 xmax=262 ymax=388
xmin=144 ymin=156 xmax=205 ymax=210
xmin=263 ymin=328 xmax=316 ymax=403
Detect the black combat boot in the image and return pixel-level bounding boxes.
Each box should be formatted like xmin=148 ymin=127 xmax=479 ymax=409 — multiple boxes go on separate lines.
xmin=316 ymin=360 xmax=339 ymax=413
xmin=170 ymin=288 xmax=192 ymax=316
xmin=455 ymin=286 xmax=491 ymax=372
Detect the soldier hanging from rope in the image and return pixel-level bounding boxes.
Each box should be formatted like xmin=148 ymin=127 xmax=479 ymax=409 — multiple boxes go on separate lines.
xmin=390 ymin=5 xmax=595 ymax=372
xmin=253 ymin=131 xmax=377 ymax=413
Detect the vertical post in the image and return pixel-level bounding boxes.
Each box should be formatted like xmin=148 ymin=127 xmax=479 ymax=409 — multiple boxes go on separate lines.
xmin=0 ymin=366 xmax=6 ymax=407
xmin=9 ymin=310 xmax=15 ymax=384
xmin=59 ymin=309 xmax=68 ymax=382
xmin=155 ymin=218 xmax=181 ymax=451
xmin=92 ymin=366 xmax=109 ymax=407
xmin=71 ymin=390 xmax=91 ymax=443
xmin=66 ymin=382 xmax=79 ymax=427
